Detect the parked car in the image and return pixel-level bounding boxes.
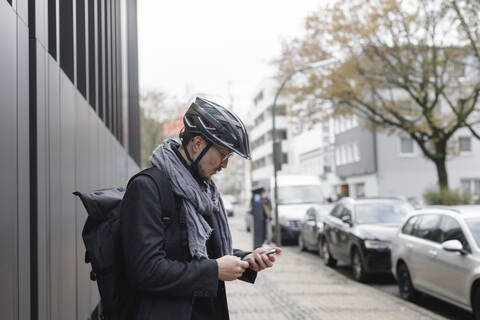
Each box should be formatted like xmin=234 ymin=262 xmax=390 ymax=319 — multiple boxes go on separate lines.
xmin=321 ymin=197 xmax=414 ymax=282
xmin=271 ymin=174 xmax=324 ymax=244
xmin=391 ymin=206 xmax=480 ymax=318
xmin=222 ymin=194 xmax=237 ymax=204
xmin=298 ymin=204 xmax=334 ymax=253
xmin=222 ymin=196 xmax=234 ymax=217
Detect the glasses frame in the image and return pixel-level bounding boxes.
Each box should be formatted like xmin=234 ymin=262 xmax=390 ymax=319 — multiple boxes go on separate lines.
xmin=213 ymin=145 xmax=234 ymax=162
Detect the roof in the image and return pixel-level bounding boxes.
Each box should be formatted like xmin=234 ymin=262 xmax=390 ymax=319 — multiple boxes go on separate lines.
xmin=412 ymin=205 xmax=480 ymax=219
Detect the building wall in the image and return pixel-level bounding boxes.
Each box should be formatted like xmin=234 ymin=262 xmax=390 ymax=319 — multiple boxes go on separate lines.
xmin=376 ymin=129 xmax=480 ymax=201
xmin=249 ymin=78 xmax=292 ymax=190
xmin=0 ymin=0 xmax=140 ymax=319
xmin=335 ymin=126 xmax=377 ymax=178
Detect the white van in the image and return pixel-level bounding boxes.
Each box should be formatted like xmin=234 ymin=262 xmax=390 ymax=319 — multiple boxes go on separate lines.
xmin=270 ymin=174 xmax=324 ymax=244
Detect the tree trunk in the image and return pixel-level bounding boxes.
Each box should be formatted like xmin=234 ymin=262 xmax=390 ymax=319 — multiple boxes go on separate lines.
xmin=433 ymin=158 xmax=449 ymax=190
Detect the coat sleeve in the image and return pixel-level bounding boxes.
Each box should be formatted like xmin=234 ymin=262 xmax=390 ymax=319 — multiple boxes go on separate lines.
xmin=233 ymin=249 xmax=257 ymax=284
xmin=120 ymin=176 xmax=219 ymax=298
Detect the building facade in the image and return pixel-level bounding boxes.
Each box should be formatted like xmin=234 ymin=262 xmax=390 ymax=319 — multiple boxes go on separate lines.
xmin=334 ymin=116 xmax=480 ymax=203
xmin=0 ymin=0 xmax=140 ymax=319
xmin=249 ymin=78 xmax=293 ymax=190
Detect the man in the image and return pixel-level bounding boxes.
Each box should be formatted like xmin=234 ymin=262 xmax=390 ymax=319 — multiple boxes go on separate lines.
xmin=120 ymin=97 xmax=281 ymax=320
xmin=251 ymin=187 xmax=266 ymax=249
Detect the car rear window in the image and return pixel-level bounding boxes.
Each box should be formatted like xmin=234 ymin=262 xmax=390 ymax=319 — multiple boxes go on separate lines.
xmin=355 ymin=202 xmax=412 ymax=224
xmin=465 ymin=217 xmax=480 ymax=248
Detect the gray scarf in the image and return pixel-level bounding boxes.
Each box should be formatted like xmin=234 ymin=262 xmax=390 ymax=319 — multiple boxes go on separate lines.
xmin=150 ymin=139 xmax=233 ymax=259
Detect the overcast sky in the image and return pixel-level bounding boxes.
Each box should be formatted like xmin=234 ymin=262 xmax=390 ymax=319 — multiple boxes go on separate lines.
xmin=137 ymin=0 xmax=323 ymax=116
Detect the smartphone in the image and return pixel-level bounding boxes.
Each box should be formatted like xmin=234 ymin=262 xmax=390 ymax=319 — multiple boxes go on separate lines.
xmin=242 ymin=249 xmax=277 ymax=263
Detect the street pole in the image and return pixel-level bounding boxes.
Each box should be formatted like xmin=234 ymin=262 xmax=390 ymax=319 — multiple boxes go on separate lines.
xmin=272 ymin=59 xmax=337 ymax=247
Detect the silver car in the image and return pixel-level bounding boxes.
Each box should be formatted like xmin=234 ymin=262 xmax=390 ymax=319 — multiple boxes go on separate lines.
xmin=391 ymin=206 xmax=480 ymax=318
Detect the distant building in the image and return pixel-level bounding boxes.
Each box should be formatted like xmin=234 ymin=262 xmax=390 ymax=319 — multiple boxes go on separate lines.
xmin=292 ymin=119 xmax=341 ymax=199
xmin=333 ymin=116 xmax=480 ymax=202
xmin=248 ymin=78 xmax=293 ymax=191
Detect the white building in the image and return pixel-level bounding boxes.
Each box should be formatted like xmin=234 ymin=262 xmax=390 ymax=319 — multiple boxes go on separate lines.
xmin=333 ymin=116 xmax=480 ymax=203
xmin=248 ymin=78 xmax=294 ymax=190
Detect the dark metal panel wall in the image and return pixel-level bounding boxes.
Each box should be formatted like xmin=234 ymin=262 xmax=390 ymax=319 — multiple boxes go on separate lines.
xmin=0 ymin=3 xmax=18 ymax=320
xmin=58 ymin=73 xmax=77 ymax=319
xmin=17 ymin=16 xmax=31 ymax=320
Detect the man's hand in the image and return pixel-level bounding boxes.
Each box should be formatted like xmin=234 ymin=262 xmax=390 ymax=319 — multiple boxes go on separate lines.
xmin=216 ymin=255 xmax=249 ymax=281
xmin=243 ymin=247 xmax=282 ymax=272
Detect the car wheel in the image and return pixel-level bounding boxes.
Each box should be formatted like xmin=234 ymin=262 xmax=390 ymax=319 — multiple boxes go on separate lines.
xmin=397 ymin=262 xmax=419 ymax=301
xmin=473 ymin=286 xmax=480 ymax=320
xmin=321 ymin=239 xmax=337 ymax=268
xmin=299 ymin=235 xmax=307 ymax=252
xmin=351 ymin=249 xmax=367 ymax=282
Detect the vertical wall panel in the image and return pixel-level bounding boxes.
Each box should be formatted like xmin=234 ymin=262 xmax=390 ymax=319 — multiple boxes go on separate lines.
xmin=47 ymin=0 xmax=56 ymax=59
xmin=35 ymin=0 xmax=46 ymax=49
xmin=59 ymin=74 xmax=77 ymax=319
xmin=97 ymin=0 xmax=104 ymax=120
xmin=17 ymin=0 xmax=28 ymax=25
xmin=76 ymin=0 xmax=86 ymax=97
xmin=0 ymin=3 xmax=18 ymax=320
xmin=17 ymin=18 xmax=31 ymax=320
xmin=59 ymin=0 xmax=74 ymax=82
xmin=87 ymin=0 xmax=95 ymax=109
xmin=74 ymin=95 xmax=91 ymax=320
xmin=47 ymin=58 xmax=61 ymax=320
xmin=36 ymin=43 xmax=50 ymax=320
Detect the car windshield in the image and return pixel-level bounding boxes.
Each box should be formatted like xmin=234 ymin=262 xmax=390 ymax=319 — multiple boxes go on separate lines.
xmin=278 ymin=185 xmax=323 ymax=205
xmin=465 ymin=217 xmax=480 ymax=248
xmin=355 ymin=202 xmax=413 ymax=225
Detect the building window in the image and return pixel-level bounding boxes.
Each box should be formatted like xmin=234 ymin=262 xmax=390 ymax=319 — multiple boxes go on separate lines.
xmin=254 ymin=113 xmax=264 ymax=126
xmin=461 ymin=179 xmax=480 ymax=198
xmin=353 ymin=143 xmax=360 ymax=162
xmin=400 ymin=137 xmax=414 ymax=154
xmin=354 ymin=183 xmax=365 ymax=198
xmin=459 ymin=137 xmax=471 ymax=153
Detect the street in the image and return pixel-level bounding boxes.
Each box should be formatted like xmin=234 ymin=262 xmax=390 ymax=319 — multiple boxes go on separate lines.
xmin=226 ymin=205 xmax=474 ymax=320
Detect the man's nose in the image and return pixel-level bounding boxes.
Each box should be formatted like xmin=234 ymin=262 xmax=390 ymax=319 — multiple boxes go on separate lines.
xmin=220 ymin=159 xmax=229 ymax=168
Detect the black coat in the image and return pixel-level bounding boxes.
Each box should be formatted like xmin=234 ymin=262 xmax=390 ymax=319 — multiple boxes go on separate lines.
xmin=120 ymin=174 xmax=256 ymax=320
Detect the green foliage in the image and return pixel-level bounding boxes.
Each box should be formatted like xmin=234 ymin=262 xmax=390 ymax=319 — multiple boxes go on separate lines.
xmin=423 ymin=187 xmax=472 ymax=205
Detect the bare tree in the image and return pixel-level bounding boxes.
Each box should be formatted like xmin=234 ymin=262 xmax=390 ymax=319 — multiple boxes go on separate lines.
xmin=276 ymin=0 xmax=480 ymax=190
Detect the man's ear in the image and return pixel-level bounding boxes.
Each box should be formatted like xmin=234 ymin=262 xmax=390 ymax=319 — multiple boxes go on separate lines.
xmin=191 ymin=135 xmax=204 ymax=153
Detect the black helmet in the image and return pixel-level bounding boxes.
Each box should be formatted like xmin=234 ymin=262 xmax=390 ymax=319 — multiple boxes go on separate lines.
xmin=182 ymin=97 xmax=251 ymax=160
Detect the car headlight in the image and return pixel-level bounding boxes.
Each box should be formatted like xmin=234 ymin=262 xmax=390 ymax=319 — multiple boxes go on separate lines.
xmin=364 ymin=240 xmax=390 ymax=250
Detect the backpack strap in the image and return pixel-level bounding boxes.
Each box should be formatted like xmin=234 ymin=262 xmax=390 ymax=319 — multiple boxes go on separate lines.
xmin=127 ymin=167 xmax=177 ymax=226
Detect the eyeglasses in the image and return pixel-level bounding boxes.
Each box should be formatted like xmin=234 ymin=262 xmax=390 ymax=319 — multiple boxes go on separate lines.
xmin=214 ymin=146 xmax=234 ymax=162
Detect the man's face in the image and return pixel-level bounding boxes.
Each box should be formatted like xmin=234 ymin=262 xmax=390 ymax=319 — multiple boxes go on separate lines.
xmin=197 ymin=144 xmax=233 ymax=181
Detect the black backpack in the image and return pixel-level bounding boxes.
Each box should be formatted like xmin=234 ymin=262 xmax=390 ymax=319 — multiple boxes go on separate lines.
xmin=73 ymin=167 xmax=175 ymax=319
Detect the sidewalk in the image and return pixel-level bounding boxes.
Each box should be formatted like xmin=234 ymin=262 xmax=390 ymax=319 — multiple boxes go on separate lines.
xmin=226 ymin=214 xmax=446 ymax=320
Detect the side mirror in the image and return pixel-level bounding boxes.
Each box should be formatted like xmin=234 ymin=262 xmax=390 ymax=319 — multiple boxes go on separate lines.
xmin=341 ymin=215 xmax=352 ymax=225
xmin=442 ymin=239 xmax=466 ymax=254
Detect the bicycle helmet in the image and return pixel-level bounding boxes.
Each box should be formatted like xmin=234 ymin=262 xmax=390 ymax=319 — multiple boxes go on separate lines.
xmin=180 ymin=97 xmax=251 ymax=167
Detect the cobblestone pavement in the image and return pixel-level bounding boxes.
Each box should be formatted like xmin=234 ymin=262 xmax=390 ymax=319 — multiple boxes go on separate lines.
xmin=226 ymin=210 xmax=446 ymax=320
